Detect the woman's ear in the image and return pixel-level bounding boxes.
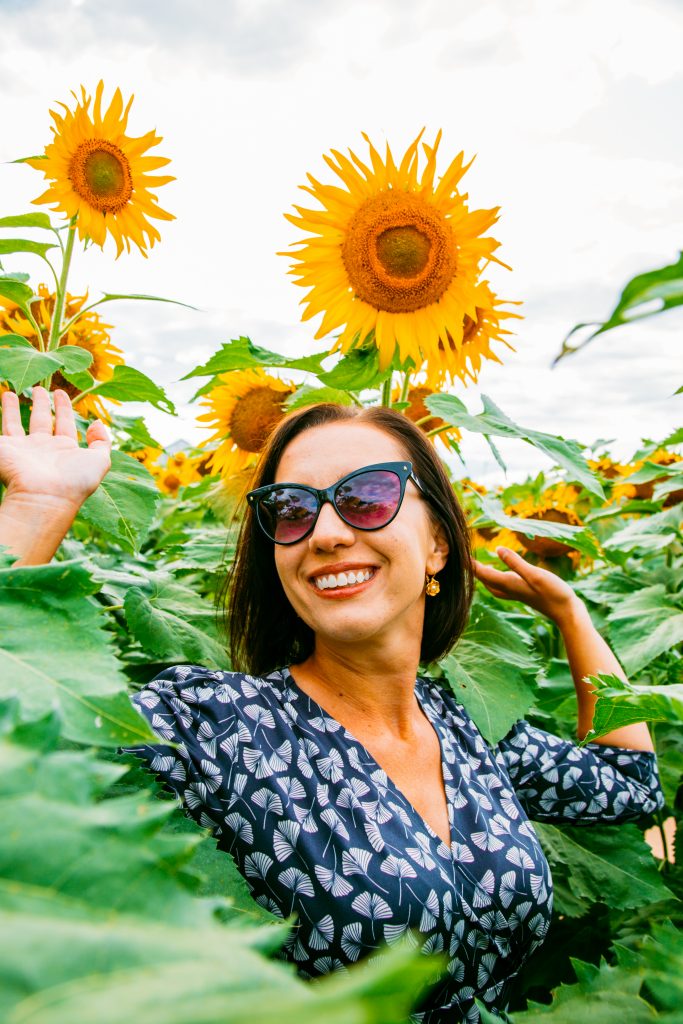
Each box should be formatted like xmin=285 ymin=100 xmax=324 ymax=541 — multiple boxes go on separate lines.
xmin=426 ymin=522 xmax=449 ymax=575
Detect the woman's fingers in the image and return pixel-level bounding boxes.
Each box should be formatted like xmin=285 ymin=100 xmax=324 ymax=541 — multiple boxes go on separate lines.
xmin=53 ymin=390 xmax=78 ymax=441
xmin=28 ymin=386 xmax=53 ymax=435
xmin=495 ymin=546 xmax=542 ymax=585
xmin=1 ymin=391 xmax=24 ymax=436
xmin=85 ymin=419 xmax=111 ymax=452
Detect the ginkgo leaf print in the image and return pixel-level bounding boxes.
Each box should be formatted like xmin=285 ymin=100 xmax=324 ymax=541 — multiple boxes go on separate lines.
xmin=384 ymin=922 xmax=419 ymax=949
xmin=316 ymin=783 xmax=330 ymax=807
xmin=169 ymin=697 xmax=193 ymax=727
xmin=419 ymin=888 xmax=440 ymax=932
xmin=196 ymin=758 xmax=222 ymax=794
xmin=149 ymin=753 xmax=175 ymax=773
xmin=341 ymin=921 xmax=364 ymax=961
xmin=252 ymin=787 xmax=283 ymax=825
xmin=341 ymin=847 xmax=373 ymax=877
xmin=275 ymin=775 xmax=307 ymax=803
xmin=313 ymin=956 xmax=348 ymax=974
xmin=316 ymin=748 xmax=345 ymax=782
xmin=309 ymin=714 xmax=342 ymax=733
xmin=364 ymin=820 xmax=385 ymax=853
xmin=381 ymin=855 xmax=417 ymax=905
xmin=293 ymin=803 xmax=319 ymax=833
xmin=473 ymin=869 xmax=496 ymax=908
xmin=244 ymin=851 xmax=273 ymax=881
xmin=505 ymin=846 xmax=535 ymax=870
xmin=180 ymin=684 xmax=216 ymax=703
xmin=137 ymin=690 xmax=159 ymax=709
xmin=273 ymin=819 xmax=301 ymax=862
xmin=448 ymin=956 xmax=465 ymax=981
xmin=320 ymin=808 xmax=350 ymax=855
xmin=197 ymin=721 xmax=217 ymax=758
xmin=472 ymin=829 xmax=504 ymax=852
xmin=244 ymin=704 xmax=276 ymax=731
xmin=279 ymin=867 xmax=315 ymax=913
xmin=351 ymin=891 xmax=393 ymax=938
xmin=224 ymin=811 xmax=254 ymax=845
xmin=423 ymin=933 xmax=445 ymax=955
xmin=314 ymin=865 xmax=353 ymax=897
xmin=309 ymin=915 xmax=335 ymax=951
xmin=150 ymin=713 xmax=175 ymax=741
xmin=243 ymin=747 xmax=278 ymax=778
xmin=451 ymin=841 xmax=475 ymax=863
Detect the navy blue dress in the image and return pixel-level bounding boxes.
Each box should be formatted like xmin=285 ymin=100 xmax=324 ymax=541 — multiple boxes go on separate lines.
xmin=125 ymin=665 xmax=663 ymax=1023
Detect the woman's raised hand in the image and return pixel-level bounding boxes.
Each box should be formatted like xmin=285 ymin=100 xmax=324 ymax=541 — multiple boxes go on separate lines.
xmin=473 ymin=546 xmax=580 ymax=625
xmin=0 ymin=387 xmax=112 ymax=512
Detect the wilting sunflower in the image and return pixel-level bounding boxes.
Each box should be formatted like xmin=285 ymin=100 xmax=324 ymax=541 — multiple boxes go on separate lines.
xmin=197 ymin=369 xmax=295 ymax=478
xmin=284 ymin=131 xmax=508 ymax=371
xmin=27 ymin=81 xmax=174 ymax=257
xmin=0 ymin=284 xmax=123 ymax=421
xmin=423 ymin=281 xmax=521 ymax=387
xmin=506 ymin=484 xmax=583 ymax=559
xmin=399 ymin=385 xmax=461 ymax=449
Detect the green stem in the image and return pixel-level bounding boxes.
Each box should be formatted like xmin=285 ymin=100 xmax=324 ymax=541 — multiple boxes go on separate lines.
xmin=381 ymin=377 xmax=392 ymax=408
xmin=398 ymin=371 xmax=411 ymax=407
xmin=414 ymin=414 xmax=433 ymax=428
xmin=48 ymin=219 xmax=77 ymax=352
xmin=23 ymin=303 xmax=47 ymax=353
xmin=427 ymin=424 xmax=452 ymax=438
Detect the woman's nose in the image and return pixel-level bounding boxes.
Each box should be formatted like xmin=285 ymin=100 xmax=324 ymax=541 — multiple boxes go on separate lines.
xmin=308 ymin=500 xmax=356 ymax=551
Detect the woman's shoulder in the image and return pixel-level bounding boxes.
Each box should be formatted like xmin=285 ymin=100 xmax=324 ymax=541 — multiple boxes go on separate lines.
xmin=134 ymin=664 xmax=289 ymax=711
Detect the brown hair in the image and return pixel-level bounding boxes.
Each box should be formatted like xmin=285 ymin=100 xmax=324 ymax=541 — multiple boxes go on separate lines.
xmin=222 ymin=404 xmax=473 ymax=674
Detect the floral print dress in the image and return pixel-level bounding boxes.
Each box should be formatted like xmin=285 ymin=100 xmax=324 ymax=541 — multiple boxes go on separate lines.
xmin=125 ymin=665 xmax=664 ymax=1023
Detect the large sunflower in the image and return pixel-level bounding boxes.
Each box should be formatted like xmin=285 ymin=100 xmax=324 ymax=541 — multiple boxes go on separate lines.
xmin=399 ymin=385 xmax=462 ymax=450
xmin=197 ymin=369 xmax=295 ymax=478
xmin=284 ymin=131 xmax=508 ymax=371
xmin=506 ymin=484 xmax=583 ymax=559
xmin=0 ymin=284 xmax=123 ymax=421
xmin=27 ymin=81 xmax=174 ymax=257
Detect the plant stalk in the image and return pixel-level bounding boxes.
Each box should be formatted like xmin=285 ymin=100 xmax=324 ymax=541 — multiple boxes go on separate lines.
xmin=41 ymin=218 xmax=77 ymax=391
xmin=381 ymin=377 xmax=392 ymax=408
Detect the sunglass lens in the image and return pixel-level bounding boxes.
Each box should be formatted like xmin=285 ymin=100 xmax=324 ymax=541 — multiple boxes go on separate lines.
xmin=335 ymin=470 xmax=402 ymax=530
xmin=258 ymin=487 xmax=319 ymax=544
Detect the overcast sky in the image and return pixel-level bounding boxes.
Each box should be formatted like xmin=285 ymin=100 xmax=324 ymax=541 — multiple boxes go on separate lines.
xmin=1 ymin=0 xmax=681 ymax=483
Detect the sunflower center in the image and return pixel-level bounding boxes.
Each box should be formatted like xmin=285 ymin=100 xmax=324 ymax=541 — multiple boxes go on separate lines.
xmin=230 ymin=386 xmax=289 ymax=453
xmin=342 ymin=191 xmax=457 ymax=313
xmin=70 ymin=140 xmax=133 ymax=214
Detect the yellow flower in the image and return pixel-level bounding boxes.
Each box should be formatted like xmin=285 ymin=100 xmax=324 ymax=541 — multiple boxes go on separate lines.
xmin=506 ymin=484 xmax=582 ymax=559
xmin=196 ymin=369 xmax=295 ymax=478
xmin=398 ymin=385 xmax=461 ymax=450
xmin=612 ymin=449 xmax=683 ymax=504
xmin=283 ymin=131 xmax=508 ymax=371
xmin=0 ymin=284 xmax=124 ymax=421
xmin=27 ymin=81 xmax=174 ymax=257
xmin=423 ymin=281 xmax=521 ymax=387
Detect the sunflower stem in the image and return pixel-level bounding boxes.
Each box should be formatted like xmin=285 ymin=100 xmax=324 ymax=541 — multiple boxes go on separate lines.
xmin=381 ymin=377 xmax=392 ymax=408
xmin=414 ymin=414 xmax=433 ymax=428
xmin=427 ymin=424 xmax=452 ymax=438
xmin=398 ymin=372 xmax=411 ymax=407
xmin=47 ymin=220 xmax=77 ymax=353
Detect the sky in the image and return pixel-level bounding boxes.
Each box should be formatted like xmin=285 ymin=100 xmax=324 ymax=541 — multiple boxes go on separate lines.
xmin=1 ymin=0 xmax=681 ymax=484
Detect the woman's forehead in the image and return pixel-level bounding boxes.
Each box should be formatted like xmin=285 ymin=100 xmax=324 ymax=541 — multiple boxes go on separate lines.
xmin=275 ymin=422 xmax=408 ymax=485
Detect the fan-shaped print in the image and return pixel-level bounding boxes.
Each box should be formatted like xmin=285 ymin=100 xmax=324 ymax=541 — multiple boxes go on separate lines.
xmin=279 ymin=867 xmax=315 ymax=897
xmin=316 ymin=749 xmax=345 ymax=782
xmin=219 ymin=734 xmax=239 ymax=761
xmin=382 ymin=855 xmax=417 ymax=880
xmin=370 ymin=767 xmax=389 ymax=794
xmin=150 ymin=713 xmax=175 ymax=741
xmin=276 ymin=775 xmax=307 ymax=802
xmin=447 ymin=784 xmax=468 ymax=809
xmin=423 ymin=933 xmax=445 ymax=955
xmin=473 ymin=870 xmax=495 ymax=909
xmin=342 ymin=847 xmax=373 ymax=877
xmin=254 ymin=894 xmax=283 ymax=917
xmin=352 ymin=891 xmax=392 ymax=921
xmin=471 ymin=831 xmax=504 ymax=852
xmin=588 ymin=792 xmax=609 ymax=813
xmin=406 ymin=845 xmax=436 ymax=870
xmin=169 ymin=697 xmax=193 ymax=728
xmin=244 ymin=704 xmax=276 ymax=731
xmin=315 ymin=865 xmax=353 ymax=897
xmin=236 ymin=720 xmax=252 ymax=743
xmin=150 ymin=753 xmax=175 ymax=773
xmin=184 ymin=782 xmax=205 ymax=809
xmin=273 ymin=830 xmax=296 ymax=862
xmin=479 ymin=910 xmax=508 ymax=932
xmin=252 ymin=788 xmax=283 ymax=824
xmin=530 ymin=874 xmax=547 ymax=900
xmin=364 ymin=820 xmax=385 ymax=853
xmin=293 ymin=803 xmax=319 ymax=833
xmin=198 ymin=758 xmax=222 ymax=793
xmin=244 ymin=851 xmax=273 ymax=880
xmin=138 ymin=691 xmax=159 ymax=709
xmin=316 ymin=783 xmax=330 ymax=807
xmin=506 ymin=847 xmax=535 ymax=870
xmin=243 ymin=747 xmax=275 ymax=779
xmin=320 ymin=807 xmax=349 ymax=839
xmin=451 ymin=842 xmax=475 ymax=863
xmin=363 ymin=799 xmax=393 ymax=824
xmin=341 ymin=921 xmax=364 ymax=960
xmin=309 ymin=715 xmax=341 ymax=733
xmin=224 ymin=812 xmax=254 ymax=845
xmin=389 ymin=802 xmax=413 ymax=828
xmin=448 ymin=957 xmax=465 ymax=981
xmin=313 ymin=956 xmax=348 ymax=974
xmin=296 ymin=751 xmax=314 ymax=779
xmin=472 ymin=790 xmax=494 ymax=812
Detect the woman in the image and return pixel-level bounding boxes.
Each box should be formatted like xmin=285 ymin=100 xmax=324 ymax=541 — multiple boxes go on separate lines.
xmin=0 ymin=387 xmax=664 ymax=1023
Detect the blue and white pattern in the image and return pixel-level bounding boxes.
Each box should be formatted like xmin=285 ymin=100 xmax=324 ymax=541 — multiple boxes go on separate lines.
xmin=125 ymin=666 xmax=664 ymax=1023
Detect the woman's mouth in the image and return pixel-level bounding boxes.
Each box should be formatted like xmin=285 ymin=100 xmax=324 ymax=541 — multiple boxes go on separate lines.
xmin=310 ymin=567 xmax=377 ymax=593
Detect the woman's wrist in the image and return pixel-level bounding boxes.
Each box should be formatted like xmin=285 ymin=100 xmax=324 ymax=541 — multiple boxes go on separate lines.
xmin=551 ymin=592 xmax=591 ymax=634
xmin=0 ymin=491 xmax=80 ymax=565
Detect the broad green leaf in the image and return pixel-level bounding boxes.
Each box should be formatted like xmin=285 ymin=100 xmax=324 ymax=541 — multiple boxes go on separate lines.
xmin=0 ymin=213 xmax=54 ymax=231
xmin=535 ymin=822 xmax=673 ymax=914
xmin=318 ymin=345 xmax=391 ymax=390
xmin=87 ymin=365 xmax=176 ymax=414
xmin=182 ymin=336 xmax=325 ymax=379
xmin=0 ymin=238 xmax=57 ymax=259
xmin=60 ymin=369 xmax=94 ymax=391
xmin=426 ymin=394 xmax=604 ymax=498
xmin=124 ymin=584 xmax=230 ymax=669
xmin=77 ymin=450 xmax=160 ymax=552
xmin=603 ymin=506 xmax=681 ymax=553
xmin=557 ymin=251 xmax=683 ymax=363
xmin=606 ymin=585 xmax=683 ymax=674
xmin=478 ymin=956 xmax=656 ymax=1023
xmin=0 ymin=561 xmax=156 ymax=746
xmin=0 ymin=333 xmax=32 ymax=349
xmin=638 ymin=922 xmax=683 ymax=1011
xmin=53 ymin=344 xmax=93 ymax=374
xmin=585 ymin=674 xmax=683 ymax=742
xmin=440 ymin=603 xmax=539 ymax=743
xmin=474 ymin=494 xmax=599 ymax=558
xmin=0 ymin=347 xmax=62 ymax=391
xmin=0 ymin=277 xmax=34 ymax=307
xmin=109 ymin=412 xmax=161 ymax=449
xmin=653 ymin=722 xmax=683 ymax=805
xmin=285 ymin=383 xmax=357 ymax=409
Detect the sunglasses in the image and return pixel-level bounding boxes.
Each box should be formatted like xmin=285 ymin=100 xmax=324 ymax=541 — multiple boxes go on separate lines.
xmin=246 ymin=461 xmax=426 ymax=545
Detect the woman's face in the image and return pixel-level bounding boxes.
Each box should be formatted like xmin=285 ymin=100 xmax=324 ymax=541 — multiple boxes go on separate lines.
xmin=272 ymin=421 xmax=449 ymax=658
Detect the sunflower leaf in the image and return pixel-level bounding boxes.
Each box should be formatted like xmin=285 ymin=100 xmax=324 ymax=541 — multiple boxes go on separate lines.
xmin=285 ymin=384 xmax=357 ymax=409
xmin=0 ymin=333 xmax=32 ymax=349
xmin=425 ymin=393 xmax=604 ymax=498
xmin=182 ymin=336 xmax=325 ymax=379
xmin=87 ymin=365 xmax=176 ymax=415
xmin=53 ymin=344 xmax=94 ymax=374
xmin=77 ymin=449 xmax=161 ymax=552
xmin=61 ymin=369 xmax=95 ymax=391
xmin=605 ymin=584 xmax=683 ymax=674
xmin=603 ymin=506 xmax=681 ymax=553
xmin=94 ymin=292 xmax=198 ymax=311
xmin=319 ymin=346 xmax=391 ymax=390
xmin=473 ymin=494 xmax=599 ymax=557
xmin=582 ymin=674 xmax=683 ymax=743
xmin=0 ymin=346 xmax=62 ymax=391
xmin=109 ymin=413 xmax=162 ymax=449
xmin=0 ymin=277 xmax=35 ymax=308
xmin=0 ymin=213 xmax=54 ymax=231
xmin=123 ymin=585 xmax=230 ymax=670
xmin=0 ymin=238 xmax=57 ymax=259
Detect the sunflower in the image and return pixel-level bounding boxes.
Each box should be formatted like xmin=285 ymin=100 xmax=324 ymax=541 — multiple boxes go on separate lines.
xmin=506 ymin=484 xmax=583 ymax=559
xmin=423 ymin=281 xmax=521 ymax=387
xmin=197 ymin=369 xmax=295 ymax=478
xmin=399 ymin=385 xmax=461 ymax=449
xmin=0 ymin=284 xmax=123 ymax=421
xmin=284 ymin=131 xmax=508 ymax=371
xmin=26 ymin=81 xmax=174 ymax=257
xmin=612 ymin=449 xmax=682 ymax=505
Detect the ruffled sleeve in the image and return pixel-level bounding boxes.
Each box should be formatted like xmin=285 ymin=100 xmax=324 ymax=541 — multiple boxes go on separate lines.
xmin=495 ymin=720 xmax=665 ymax=824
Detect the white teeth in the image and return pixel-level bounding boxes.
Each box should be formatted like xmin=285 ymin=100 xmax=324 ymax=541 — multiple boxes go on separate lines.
xmin=313 ymin=569 xmax=374 ymax=591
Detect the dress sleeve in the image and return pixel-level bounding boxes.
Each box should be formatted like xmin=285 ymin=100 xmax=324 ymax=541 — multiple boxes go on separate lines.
xmin=495 ymin=719 xmax=665 ymax=824
xmin=122 ymin=664 xmax=237 ymax=834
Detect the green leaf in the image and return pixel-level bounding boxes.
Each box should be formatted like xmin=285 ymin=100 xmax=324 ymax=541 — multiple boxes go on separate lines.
xmin=92 ymin=291 xmax=198 ymax=311
xmin=606 ymin=585 xmax=683 ymax=674
xmin=60 ymin=369 xmax=94 ymax=391
xmin=0 ymin=277 xmax=34 ymax=308
xmin=0 ymin=333 xmax=32 ymax=349
xmin=0 ymin=347 xmax=62 ymax=391
xmin=285 ymin=383 xmax=357 ymax=409
xmin=558 ymin=251 xmax=683 ymax=363
xmin=603 ymin=506 xmax=681 ymax=553
xmin=585 ymin=674 xmax=683 ymax=742
xmin=318 ymin=345 xmax=391 ymax=390
xmin=87 ymin=365 xmax=176 ymax=415
xmin=426 ymin=394 xmax=604 ymax=499
xmin=182 ymin=336 xmax=324 ymax=380
xmin=535 ymin=822 xmax=673 ymax=914
xmin=474 ymin=494 xmax=599 ymax=558
xmin=0 ymin=561 xmax=157 ymax=747
xmin=77 ymin=450 xmax=161 ymax=552
xmin=0 ymin=213 xmax=54 ymax=231
xmin=123 ymin=584 xmax=230 ymax=670
xmin=0 ymin=238 xmax=57 ymax=259
xmin=109 ymin=413 xmax=161 ymax=449
xmin=54 ymin=345 xmax=94 ymax=374
xmin=440 ymin=603 xmax=539 ymax=743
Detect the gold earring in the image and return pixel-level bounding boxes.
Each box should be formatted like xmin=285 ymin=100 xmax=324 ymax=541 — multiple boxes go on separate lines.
xmin=425 ymin=574 xmax=440 ymax=597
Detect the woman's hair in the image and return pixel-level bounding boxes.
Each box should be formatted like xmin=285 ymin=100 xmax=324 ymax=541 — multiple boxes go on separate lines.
xmin=223 ymin=404 xmax=473 ymax=675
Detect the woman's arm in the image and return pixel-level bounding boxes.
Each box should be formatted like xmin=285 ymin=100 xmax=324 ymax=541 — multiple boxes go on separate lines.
xmin=474 ymin=546 xmax=654 ymax=752
xmin=0 ymin=388 xmax=111 ymax=566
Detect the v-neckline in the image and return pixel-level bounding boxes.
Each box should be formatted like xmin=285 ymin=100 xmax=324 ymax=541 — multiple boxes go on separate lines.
xmin=281 ymin=666 xmax=455 ymax=856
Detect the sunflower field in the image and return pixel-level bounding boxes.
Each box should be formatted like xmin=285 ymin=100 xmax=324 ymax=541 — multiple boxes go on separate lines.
xmin=0 ymin=84 xmax=681 ymax=1023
